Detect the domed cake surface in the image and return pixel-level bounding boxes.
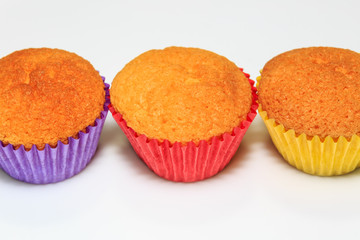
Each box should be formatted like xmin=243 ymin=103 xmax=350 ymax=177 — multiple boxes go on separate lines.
xmin=259 ymin=47 xmax=360 ymax=139
xmin=0 ymin=48 xmax=105 ymax=149
xmin=110 ymin=46 xmax=253 ymax=144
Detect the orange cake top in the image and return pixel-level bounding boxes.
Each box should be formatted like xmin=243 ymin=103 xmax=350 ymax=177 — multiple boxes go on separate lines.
xmin=110 ymin=46 xmax=252 ymax=144
xmin=258 ymin=47 xmax=360 ymax=139
xmin=0 ymin=48 xmax=105 ymax=149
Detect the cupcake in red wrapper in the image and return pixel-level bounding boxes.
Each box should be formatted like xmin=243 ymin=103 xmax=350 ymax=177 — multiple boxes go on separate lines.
xmin=110 ymin=47 xmax=258 ymax=182
xmin=0 ymin=48 xmax=108 ymax=184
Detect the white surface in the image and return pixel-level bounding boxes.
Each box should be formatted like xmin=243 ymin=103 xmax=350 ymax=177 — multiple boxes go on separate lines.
xmin=1 ymin=0 xmax=360 ymax=239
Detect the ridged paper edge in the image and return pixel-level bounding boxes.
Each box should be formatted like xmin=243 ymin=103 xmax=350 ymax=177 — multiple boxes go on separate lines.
xmin=110 ymin=69 xmax=258 ymax=182
xmin=257 ymin=75 xmax=360 ymax=176
xmin=0 ymin=77 xmax=109 ymax=184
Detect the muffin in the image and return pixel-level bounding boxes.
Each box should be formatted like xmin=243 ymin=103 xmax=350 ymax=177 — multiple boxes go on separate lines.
xmin=110 ymin=46 xmax=258 ymax=182
xmin=0 ymin=48 xmax=109 ymax=184
xmin=258 ymin=47 xmax=360 ymax=176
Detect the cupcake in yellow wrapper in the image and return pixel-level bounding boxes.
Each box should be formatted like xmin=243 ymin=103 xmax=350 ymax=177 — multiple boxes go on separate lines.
xmin=258 ymin=47 xmax=360 ymax=176
xmin=258 ymin=103 xmax=360 ymax=176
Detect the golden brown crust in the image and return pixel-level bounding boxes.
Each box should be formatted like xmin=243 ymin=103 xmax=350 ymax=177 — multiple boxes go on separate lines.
xmin=0 ymin=48 xmax=105 ymax=149
xmin=258 ymin=47 xmax=360 ymax=138
xmin=110 ymin=46 xmax=252 ymax=144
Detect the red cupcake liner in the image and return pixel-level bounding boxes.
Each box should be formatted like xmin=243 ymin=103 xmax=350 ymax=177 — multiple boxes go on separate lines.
xmin=109 ymin=69 xmax=258 ymax=182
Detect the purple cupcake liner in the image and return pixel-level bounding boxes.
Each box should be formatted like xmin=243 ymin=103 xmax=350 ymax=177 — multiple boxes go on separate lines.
xmin=0 ymin=79 xmax=110 ymax=184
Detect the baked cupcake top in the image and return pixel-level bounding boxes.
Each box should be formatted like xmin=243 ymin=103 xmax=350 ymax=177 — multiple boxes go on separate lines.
xmin=0 ymin=48 xmax=105 ymax=149
xmin=111 ymin=46 xmax=252 ymax=144
xmin=258 ymin=47 xmax=360 ymax=139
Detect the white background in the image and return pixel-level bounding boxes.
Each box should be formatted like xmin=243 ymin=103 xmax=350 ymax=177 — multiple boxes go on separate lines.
xmin=1 ymin=0 xmax=360 ymax=239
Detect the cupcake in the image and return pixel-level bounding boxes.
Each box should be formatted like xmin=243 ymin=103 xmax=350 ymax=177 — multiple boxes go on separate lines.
xmin=258 ymin=47 xmax=360 ymax=176
xmin=110 ymin=46 xmax=257 ymax=182
xmin=0 ymin=48 xmax=109 ymax=184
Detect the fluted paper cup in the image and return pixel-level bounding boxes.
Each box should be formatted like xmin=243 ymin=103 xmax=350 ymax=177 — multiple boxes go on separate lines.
xmin=110 ymin=70 xmax=258 ymax=182
xmin=0 ymin=78 xmax=109 ymax=184
xmin=257 ymin=74 xmax=360 ymax=176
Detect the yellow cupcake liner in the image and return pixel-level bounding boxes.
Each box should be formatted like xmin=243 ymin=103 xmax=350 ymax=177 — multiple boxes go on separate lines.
xmin=257 ymin=76 xmax=360 ymax=176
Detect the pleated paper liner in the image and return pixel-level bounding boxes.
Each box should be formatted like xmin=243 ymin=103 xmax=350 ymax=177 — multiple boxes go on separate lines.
xmin=109 ymin=69 xmax=258 ymax=182
xmin=0 ymin=78 xmax=110 ymax=184
xmin=257 ymin=75 xmax=360 ymax=176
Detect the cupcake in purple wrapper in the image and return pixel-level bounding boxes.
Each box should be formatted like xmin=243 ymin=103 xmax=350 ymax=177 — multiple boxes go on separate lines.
xmin=0 ymin=48 xmax=108 ymax=184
